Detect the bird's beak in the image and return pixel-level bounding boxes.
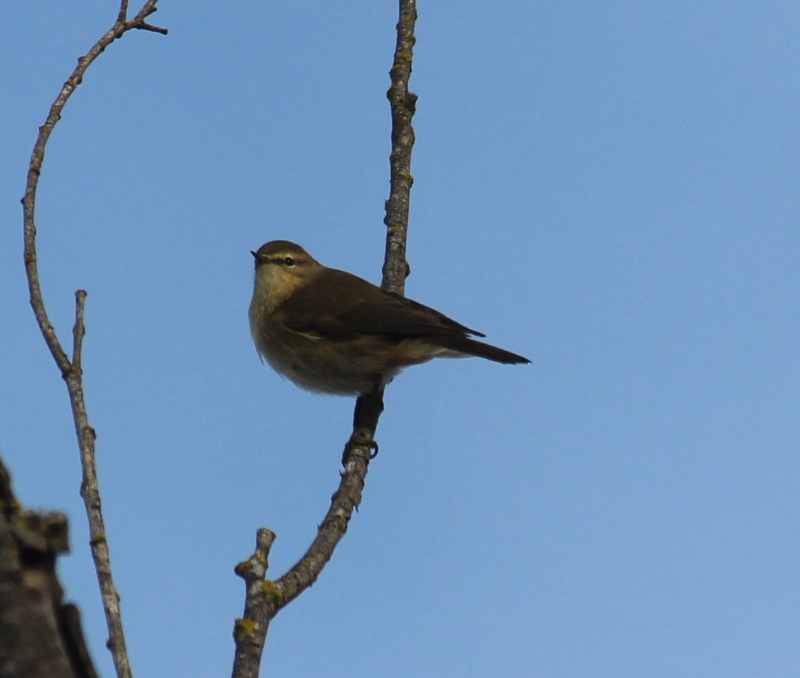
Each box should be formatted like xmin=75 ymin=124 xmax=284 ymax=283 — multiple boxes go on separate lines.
xmin=251 ymin=250 xmax=264 ymax=268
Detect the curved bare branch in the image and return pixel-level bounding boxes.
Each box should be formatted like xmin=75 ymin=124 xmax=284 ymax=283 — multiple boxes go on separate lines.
xmin=20 ymin=4 xmax=168 ymax=678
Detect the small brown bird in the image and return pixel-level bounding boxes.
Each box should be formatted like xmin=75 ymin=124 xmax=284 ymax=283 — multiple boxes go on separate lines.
xmin=248 ymin=240 xmax=529 ymax=395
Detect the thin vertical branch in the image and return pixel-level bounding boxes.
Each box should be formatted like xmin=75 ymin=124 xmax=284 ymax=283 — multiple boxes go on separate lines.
xmin=117 ymin=1 xmax=130 ymax=23
xmin=231 ymin=529 xmax=277 ymax=678
xmin=231 ymin=1 xmax=419 ymax=676
xmin=72 ymin=290 xmax=87 ymax=368
xmin=20 ymin=4 xmax=168 ymax=678
xmin=382 ymin=0 xmax=418 ymax=296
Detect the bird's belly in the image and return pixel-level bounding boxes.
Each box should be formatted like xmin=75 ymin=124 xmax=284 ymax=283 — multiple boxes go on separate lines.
xmin=255 ymin=327 xmax=391 ymax=396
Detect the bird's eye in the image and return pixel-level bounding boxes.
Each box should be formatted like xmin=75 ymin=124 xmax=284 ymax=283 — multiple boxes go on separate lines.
xmin=283 ymin=257 xmax=295 ymax=267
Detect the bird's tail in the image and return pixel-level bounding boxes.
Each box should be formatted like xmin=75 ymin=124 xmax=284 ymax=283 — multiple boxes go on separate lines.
xmin=429 ymin=336 xmax=530 ymax=365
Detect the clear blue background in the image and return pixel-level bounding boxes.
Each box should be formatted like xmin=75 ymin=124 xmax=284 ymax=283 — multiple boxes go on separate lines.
xmin=2 ymin=2 xmax=799 ymax=677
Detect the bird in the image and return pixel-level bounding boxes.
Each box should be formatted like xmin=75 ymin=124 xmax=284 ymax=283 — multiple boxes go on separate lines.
xmin=248 ymin=240 xmax=529 ymax=396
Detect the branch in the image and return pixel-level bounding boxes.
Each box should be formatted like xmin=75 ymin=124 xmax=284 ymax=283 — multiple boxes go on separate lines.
xmin=20 ymin=3 xmax=168 ymax=678
xmin=231 ymin=530 xmax=276 ymax=678
xmin=231 ymin=1 xmax=418 ymax=676
xmin=382 ymin=0 xmax=418 ymax=297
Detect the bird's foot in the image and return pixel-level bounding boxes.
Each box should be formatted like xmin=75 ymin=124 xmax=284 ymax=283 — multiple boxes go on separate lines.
xmin=342 ymin=435 xmax=379 ymax=464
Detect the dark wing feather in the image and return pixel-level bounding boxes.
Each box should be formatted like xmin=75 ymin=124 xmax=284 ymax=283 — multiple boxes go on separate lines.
xmin=279 ymin=269 xmax=485 ymax=339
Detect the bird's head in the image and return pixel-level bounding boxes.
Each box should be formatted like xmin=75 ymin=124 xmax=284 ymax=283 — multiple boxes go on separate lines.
xmin=251 ymin=240 xmax=323 ymax=309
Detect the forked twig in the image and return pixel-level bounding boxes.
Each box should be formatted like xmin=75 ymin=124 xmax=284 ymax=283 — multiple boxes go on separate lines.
xmin=20 ymin=3 xmax=168 ymax=678
xmin=231 ymin=1 xmax=419 ymax=677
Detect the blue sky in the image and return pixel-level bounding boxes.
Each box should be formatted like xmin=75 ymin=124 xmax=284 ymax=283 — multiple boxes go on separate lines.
xmin=2 ymin=2 xmax=800 ymax=677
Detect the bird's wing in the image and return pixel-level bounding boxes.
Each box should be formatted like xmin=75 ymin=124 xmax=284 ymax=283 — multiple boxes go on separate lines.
xmin=280 ymin=269 xmax=485 ymax=339
xmin=334 ymin=292 xmax=486 ymax=338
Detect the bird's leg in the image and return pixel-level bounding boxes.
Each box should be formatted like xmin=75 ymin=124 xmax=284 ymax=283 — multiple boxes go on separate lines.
xmin=343 ymin=382 xmax=384 ymax=463
xmin=352 ymin=381 xmax=385 ymax=428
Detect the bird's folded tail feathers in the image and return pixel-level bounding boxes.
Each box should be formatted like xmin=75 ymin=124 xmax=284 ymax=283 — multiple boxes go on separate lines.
xmin=428 ymin=336 xmax=530 ymax=365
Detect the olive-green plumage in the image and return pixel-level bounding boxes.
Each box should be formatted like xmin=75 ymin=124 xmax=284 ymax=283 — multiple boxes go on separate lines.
xmin=248 ymin=241 xmax=529 ymax=395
